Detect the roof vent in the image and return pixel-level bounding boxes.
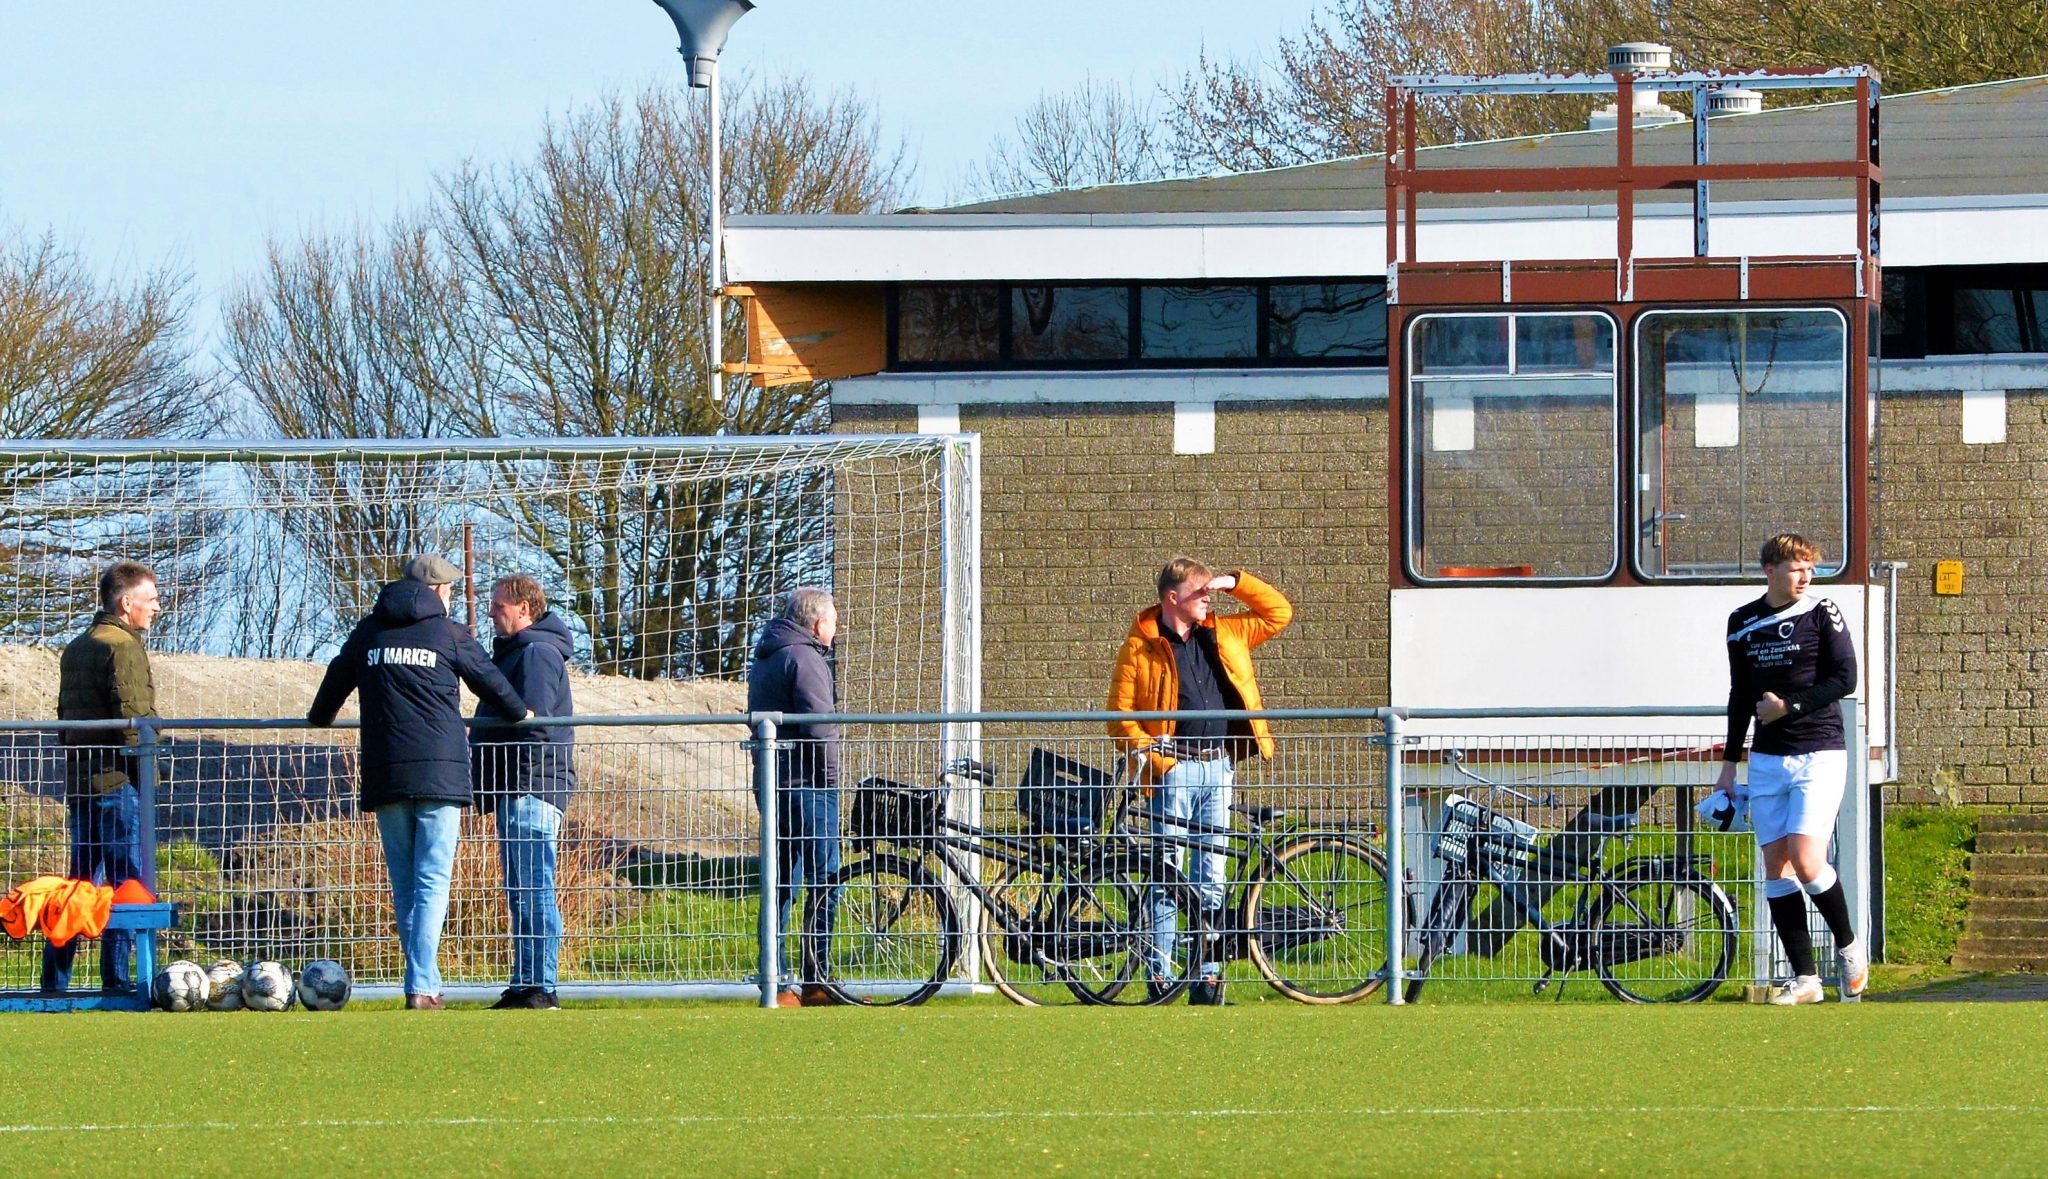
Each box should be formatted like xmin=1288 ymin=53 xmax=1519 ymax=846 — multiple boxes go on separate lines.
xmin=1706 ymin=86 xmax=1764 ymax=117
xmin=1589 ymin=41 xmax=1686 ymax=132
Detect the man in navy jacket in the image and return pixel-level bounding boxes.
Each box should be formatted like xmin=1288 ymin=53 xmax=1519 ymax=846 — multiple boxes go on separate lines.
xmin=470 ymin=573 xmax=576 ymax=1010
xmin=308 ymin=554 xmax=529 ymax=1010
xmin=746 ymin=587 xmax=842 ymax=1007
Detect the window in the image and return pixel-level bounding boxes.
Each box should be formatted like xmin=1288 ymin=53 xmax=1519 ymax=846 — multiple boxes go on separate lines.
xmin=1140 ymin=285 xmax=1257 ymax=359
xmin=1634 ymin=309 xmax=1848 ymax=579
xmin=1269 ymin=283 xmax=1387 ymax=359
xmin=887 ymin=279 xmax=1391 ymax=369
xmin=895 ymin=285 xmax=1000 ymax=363
xmin=1405 ymin=311 xmax=1618 ymax=582
xmin=1953 ymin=287 xmax=2048 ymax=353
xmin=1011 ymin=286 xmax=1129 ymax=361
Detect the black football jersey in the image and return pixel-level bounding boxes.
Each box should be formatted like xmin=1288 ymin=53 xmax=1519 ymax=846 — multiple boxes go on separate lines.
xmin=1724 ymin=593 xmax=1859 ymax=759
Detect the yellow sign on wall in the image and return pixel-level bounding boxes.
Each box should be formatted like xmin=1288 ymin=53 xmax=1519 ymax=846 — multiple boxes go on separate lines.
xmin=1934 ymin=560 xmax=1965 ymax=596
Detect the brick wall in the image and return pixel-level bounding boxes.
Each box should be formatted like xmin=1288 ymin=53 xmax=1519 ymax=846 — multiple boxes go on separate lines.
xmin=1876 ymin=388 xmax=2048 ymax=805
xmin=838 ymin=384 xmax=2047 ymax=804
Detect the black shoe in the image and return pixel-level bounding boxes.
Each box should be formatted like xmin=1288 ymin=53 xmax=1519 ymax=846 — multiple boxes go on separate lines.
xmin=522 ymin=989 xmax=560 ymax=1010
xmin=1187 ymin=979 xmax=1226 ymax=1006
xmin=488 ymin=987 xmax=533 ymax=1010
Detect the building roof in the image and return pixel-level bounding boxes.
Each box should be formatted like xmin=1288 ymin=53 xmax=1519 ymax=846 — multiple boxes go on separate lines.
xmin=946 ymin=75 xmax=2048 ymax=215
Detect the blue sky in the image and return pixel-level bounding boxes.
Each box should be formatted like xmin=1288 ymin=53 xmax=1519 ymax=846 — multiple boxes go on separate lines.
xmin=0 ymin=2 xmax=1319 ymax=344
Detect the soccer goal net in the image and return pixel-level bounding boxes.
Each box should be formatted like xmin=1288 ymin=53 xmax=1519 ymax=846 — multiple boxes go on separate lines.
xmin=0 ymin=435 xmax=979 ymax=720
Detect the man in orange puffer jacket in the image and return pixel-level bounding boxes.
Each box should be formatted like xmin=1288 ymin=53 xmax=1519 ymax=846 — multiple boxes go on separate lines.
xmin=1107 ymin=557 xmax=1292 ymax=1005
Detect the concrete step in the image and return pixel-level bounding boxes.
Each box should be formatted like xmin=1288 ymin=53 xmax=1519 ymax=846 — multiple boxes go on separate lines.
xmin=1969 ymin=852 xmax=2048 ymax=877
xmin=1972 ymin=874 xmax=2048 ymax=900
xmin=1952 ymin=942 xmax=2048 ymax=972
xmin=1979 ymin=813 xmax=2048 ymax=834
xmin=1978 ymin=832 xmax=2048 ymax=855
xmin=1968 ymin=898 xmax=2048 ymax=920
xmin=1959 ymin=916 xmax=2048 ymax=940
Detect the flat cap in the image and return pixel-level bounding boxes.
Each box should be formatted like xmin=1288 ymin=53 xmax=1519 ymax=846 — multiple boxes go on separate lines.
xmin=403 ymin=554 xmax=462 ymax=586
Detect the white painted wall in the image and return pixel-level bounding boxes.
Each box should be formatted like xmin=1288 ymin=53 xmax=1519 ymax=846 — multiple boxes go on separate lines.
xmin=1390 ymin=583 xmax=1888 ymax=751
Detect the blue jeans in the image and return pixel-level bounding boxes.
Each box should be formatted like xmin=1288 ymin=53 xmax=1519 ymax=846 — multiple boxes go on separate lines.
xmin=495 ymin=795 xmax=563 ymax=991
xmin=42 ymin=785 xmax=142 ymax=994
xmin=756 ymin=785 xmax=841 ymax=986
xmin=1149 ymin=757 xmax=1234 ymax=980
xmin=374 ymin=801 xmax=462 ymax=998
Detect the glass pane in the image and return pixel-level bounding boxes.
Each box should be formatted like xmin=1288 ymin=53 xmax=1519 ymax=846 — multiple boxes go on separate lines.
xmin=1140 ymin=285 xmax=1257 ymax=359
xmin=1516 ymin=314 xmax=1614 ymax=373
xmin=1413 ymin=315 xmax=1509 ymax=375
xmin=1269 ymin=282 xmax=1387 ymax=359
xmin=1634 ymin=309 xmax=1848 ymax=579
xmin=896 ymin=285 xmax=1000 ymax=363
xmin=1010 ymin=286 xmax=1129 ymax=361
xmin=1407 ymin=313 xmax=1617 ymax=580
xmin=1953 ymin=288 xmax=2045 ymax=353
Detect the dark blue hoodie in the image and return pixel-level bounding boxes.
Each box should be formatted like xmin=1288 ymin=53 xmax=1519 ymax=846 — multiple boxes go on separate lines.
xmin=470 ymin=609 xmax=577 ymax=814
xmin=745 ymin=616 xmax=840 ymax=790
xmin=308 ymin=578 xmax=527 ymax=811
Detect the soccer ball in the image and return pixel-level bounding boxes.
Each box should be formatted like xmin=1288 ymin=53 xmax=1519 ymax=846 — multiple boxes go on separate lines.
xmin=240 ymin=960 xmax=296 ymax=1011
xmin=203 ymin=959 xmax=245 ymax=1011
xmin=295 ymin=959 xmax=352 ymax=1011
xmin=152 ymin=960 xmax=209 ymax=1012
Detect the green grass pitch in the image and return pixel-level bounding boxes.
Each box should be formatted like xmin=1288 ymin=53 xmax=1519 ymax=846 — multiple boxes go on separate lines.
xmin=2 ymin=999 xmax=2044 ymax=1176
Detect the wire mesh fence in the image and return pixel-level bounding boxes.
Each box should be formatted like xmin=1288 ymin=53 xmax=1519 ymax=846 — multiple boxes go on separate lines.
xmin=1 ymin=706 xmax=1871 ymax=1005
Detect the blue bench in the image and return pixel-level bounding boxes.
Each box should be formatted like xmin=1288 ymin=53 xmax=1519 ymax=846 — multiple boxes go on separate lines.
xmin=0 ymin=902 xmax=179 ymax=1013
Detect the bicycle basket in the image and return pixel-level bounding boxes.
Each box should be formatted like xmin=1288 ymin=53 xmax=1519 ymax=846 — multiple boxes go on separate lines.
xmin=1435 ymin=793 xmax=1540 ymax=878
xmin=851 ymin=777 xmax=944 ymax=844
xmin=1017 ymin=748 xmax=1116 ymax=836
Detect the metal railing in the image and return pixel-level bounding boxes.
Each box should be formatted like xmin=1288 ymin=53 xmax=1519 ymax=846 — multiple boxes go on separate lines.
xmin=0 ymin=703 xmax=1869 ymax=1006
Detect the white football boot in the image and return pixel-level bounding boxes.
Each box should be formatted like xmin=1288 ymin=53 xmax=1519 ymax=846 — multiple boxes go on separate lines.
xmin=1769 ymin=974 xmax=1825 ymax=1006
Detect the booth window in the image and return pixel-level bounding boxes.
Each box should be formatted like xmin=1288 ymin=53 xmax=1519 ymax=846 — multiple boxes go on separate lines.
xmin=1634 ymin=308 xmax=1848 ymax=579
xmin=1405 ymin=311 xmax=1618 ymax=582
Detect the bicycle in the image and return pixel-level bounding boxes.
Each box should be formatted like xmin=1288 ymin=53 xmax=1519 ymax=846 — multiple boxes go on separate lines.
xmin=802 ymin=755 xmax=1209 ymax=1007
xmin=1107 ymin=739 xmax=1392 ymax=1004
xmin=1403 ymin=750 xmax=1738 ymax=1004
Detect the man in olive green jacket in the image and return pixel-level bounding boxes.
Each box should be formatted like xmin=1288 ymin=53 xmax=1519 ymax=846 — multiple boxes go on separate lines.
xmin=46 ymin=559 xmax=160 ymax=995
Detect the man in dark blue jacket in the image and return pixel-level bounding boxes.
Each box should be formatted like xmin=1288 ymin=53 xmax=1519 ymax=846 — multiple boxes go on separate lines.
xmin=470 ymin=573 xmax=575 ymax=1011
xmin=308 ymin=554 xmax=529 ymax=1010
xmin=745 ymin=586 xmax=841 ymax=1007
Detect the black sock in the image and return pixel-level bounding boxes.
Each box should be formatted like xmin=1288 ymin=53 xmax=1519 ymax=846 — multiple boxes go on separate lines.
xmin=1810 ymin=881 xmax=1856 ymax=947
xmin=1768 ymin=892 xmax=1816 ymax=977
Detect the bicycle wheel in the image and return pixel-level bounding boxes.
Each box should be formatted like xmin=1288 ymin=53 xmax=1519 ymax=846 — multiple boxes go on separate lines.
xmin=1403 ymin=877 xmax=1474 ymax=1003
xmin=981 ymin=860 xmax=1094 ymax=1006
xmin=1065 ymin=851 xmax=1205 ymax=1006
xmin=1243 ymin=835 xmax=1390 ymax=1004
xmin=1592 ymin=862 xmax=1738 ymax=1004
xmin=805 ymin=854 xmax=959 ymax=1007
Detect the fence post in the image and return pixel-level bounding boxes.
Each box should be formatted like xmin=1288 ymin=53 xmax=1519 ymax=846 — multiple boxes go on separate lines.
xmin=135 ymin=720 xmax=159 ymax=894
xmin=1383 ymin=710 xmax=1405 ymax=1006
xmin=753 ymin=717 xmax=781 ymax=1010
xmin=1841 ymin=697 xmax=1870 ymax=982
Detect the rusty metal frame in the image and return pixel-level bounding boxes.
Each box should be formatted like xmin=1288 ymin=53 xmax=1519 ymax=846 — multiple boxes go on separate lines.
xmin=1383 ymin=65 xmax=1881 ymax=591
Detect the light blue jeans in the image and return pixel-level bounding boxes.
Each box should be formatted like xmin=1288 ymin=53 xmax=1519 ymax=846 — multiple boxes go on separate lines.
xmin=495 ymin=794 xmax=563 ymax=992
xmin=374 ymin=800 xmax=462 ymax=998
xmin=1149 ymin=756 xmax=1234 ymax=980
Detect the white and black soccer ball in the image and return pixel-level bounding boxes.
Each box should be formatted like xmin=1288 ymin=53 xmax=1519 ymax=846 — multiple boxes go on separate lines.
xmin=152 ymin=960 xmax=209 ymax=1012
xmin=295 ymin=959 xmax=352 ymax=1011
xmin=240 ymin=960 xmax=296 ymax=1011
xmin=203 ymin=959 xmax=245 ymax=1012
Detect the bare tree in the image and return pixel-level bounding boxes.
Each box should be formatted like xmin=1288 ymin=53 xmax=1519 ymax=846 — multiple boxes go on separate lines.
xmin=962 ymin=75 xmax=1167 ymax=199
xmin=0 ymin=228 xmax=222 ymax=646
xmin=1161 ymin=0 xmax=2048 ymax=175
xmin=222 ymin=75 xmax=905 ymax=677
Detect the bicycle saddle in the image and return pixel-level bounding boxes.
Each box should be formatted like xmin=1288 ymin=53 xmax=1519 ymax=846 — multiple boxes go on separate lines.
xmin=1230 ymin=803 xmax=1288 ymax=825
xmin=1579 ymin=811 xmax=1642 ymax=832
xmin=944 ymin=757 xmax=997 ymax=785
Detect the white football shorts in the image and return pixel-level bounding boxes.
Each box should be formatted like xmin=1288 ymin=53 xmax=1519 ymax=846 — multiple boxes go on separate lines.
xmin=1746 ymin=749 xmax=1848 ymax=845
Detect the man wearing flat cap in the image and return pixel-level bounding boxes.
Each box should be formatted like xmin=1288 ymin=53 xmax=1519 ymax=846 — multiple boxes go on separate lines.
xmin=309 ymin=554 xmax=531 ymax=1010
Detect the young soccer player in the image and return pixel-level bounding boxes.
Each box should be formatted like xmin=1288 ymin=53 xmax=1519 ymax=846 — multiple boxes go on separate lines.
xmin=1713 ymin=534 xmax=1865 ymax=1005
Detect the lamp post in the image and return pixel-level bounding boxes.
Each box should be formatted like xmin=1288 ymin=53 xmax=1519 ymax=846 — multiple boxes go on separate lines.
xmin=650 ymin=1 xmax=757 ymax=403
